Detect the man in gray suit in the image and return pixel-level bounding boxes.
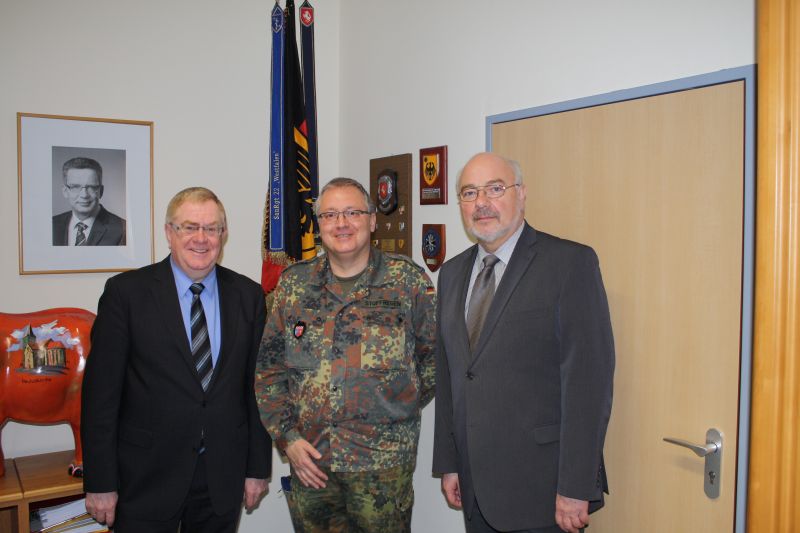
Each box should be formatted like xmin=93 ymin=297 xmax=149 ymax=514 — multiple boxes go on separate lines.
xmin=433 ymin=153 xmax=615 ymax=533
xmin=53 ymin=157 xmax=126 ymax=246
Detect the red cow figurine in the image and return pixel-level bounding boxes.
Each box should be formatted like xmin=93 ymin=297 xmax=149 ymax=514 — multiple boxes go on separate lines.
xmin=0 ymin=308 xmax=96 ymax=477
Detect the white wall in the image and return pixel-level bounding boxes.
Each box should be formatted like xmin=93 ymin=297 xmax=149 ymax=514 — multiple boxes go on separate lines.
xmin=337 ymin=1 xmax=753 ymax=531
xmin=0 ymin=0 xmax=752 ymax=531
xmin=1 ymin=2 xmax=340 ymax=531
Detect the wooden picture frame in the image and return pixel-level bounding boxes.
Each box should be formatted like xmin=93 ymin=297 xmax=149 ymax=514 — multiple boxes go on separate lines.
xmin=17 ymin=113 xmax=154 ymax=274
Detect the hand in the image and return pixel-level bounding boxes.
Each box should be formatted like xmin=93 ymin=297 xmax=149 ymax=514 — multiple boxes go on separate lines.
xmin=243 ymin=477 xmax=268 ymax=510
xmin=441 ymin=472 xmax=462 ymax=509
xmin=555 ymin=493 xmax=589 ymax=533
xmin=285 ymin=438 xmax=328 ymax=489
xmin=85 ymin=491 xmax=119 ymax=527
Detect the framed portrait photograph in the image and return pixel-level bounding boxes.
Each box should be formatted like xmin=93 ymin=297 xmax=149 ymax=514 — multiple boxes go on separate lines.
xmin=17 ymin=113 xmax=154 ymax=274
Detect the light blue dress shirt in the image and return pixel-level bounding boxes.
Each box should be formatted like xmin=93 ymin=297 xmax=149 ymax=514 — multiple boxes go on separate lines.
xmin=170 ymin=257 xmax=221 ymax=367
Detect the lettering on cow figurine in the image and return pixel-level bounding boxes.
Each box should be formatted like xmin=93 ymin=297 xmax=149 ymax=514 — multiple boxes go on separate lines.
xmin=22 ymin=378 xmax=54 ymax=384
xmin=0 ymin=308 xmax=96 ymax=478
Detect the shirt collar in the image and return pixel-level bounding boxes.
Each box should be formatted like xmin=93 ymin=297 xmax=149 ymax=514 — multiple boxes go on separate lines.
xmin=170 ymin=255 xmax=218 ymax=296
xmin=477 ymin=221 xmax=525 ymax=266
xmin=315 ymin=246 xmax=386 ymax=288
xmin=69 ymin=212 xmax=97 ymax=230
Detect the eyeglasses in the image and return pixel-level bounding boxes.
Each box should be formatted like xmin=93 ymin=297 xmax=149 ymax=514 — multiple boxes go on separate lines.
xmin=169 ymin=223 xmax=225 ymax=237
xmin=317 ymin=209 xmax=372 ymax=223
xmin=458 ymin=183 xmax=520 ymax=202
xmin=65 ymin=184 xmax=102 ymax=194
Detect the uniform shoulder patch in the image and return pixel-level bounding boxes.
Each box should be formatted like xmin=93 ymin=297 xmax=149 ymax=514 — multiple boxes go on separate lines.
xmin=383 ymin=252 xmax=425 ymax=272
xmin=281 ymin=256 xmax=319 ymax=275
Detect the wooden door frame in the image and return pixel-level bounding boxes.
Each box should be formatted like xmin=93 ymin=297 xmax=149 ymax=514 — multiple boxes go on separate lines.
xmin=486 ymin=66 xmax=756 ymax=532
xmin=748 ymin=0 xmax=800 ymax=530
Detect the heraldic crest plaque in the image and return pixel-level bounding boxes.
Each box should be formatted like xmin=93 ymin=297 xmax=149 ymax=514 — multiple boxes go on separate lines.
xmin=370 ymin=154 xmax=412 ymax=255
xmin=376 ymin=169 xmax=398 ymax=215
xmin=420 ymin=145 xmax=448 ymax=205
xmin=421 ymin=224 xmax=446 ymax=272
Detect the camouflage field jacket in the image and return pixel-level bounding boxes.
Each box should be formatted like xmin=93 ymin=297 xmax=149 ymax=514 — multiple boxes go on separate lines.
xmin=256 ymin=248 xmax=436 ymax=471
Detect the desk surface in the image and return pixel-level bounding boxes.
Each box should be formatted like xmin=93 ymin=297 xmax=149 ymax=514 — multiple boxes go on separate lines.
xmin=0 ymin=459 xmax=22 ymax=504
xmin=14 ymin=451 xmax=83 ymax=500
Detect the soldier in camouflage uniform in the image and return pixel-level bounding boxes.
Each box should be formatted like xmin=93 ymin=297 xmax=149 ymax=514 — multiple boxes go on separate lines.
xmin=256 ymin=177 xmax=436 ymax=532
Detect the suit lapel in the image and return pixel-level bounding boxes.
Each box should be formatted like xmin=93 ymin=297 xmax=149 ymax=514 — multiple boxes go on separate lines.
xmin=152 ymin=258 xmax=197 ymax=376
xmin=470 ymin=224 xmax=538 ymax=365
xmin=210 ymin=267 xmax=237 ymax=391
xmin=86 ymin=207 xmax=108 ymax=245
xmin=54 ymin=213 xmax=70 ymax=245
xmin=452 ymin=246 xmax=478 ymax=366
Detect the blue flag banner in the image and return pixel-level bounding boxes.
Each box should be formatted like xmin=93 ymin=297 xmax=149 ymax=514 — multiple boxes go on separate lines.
xmin=263 ymin=0 xmax=318 ymax=292
xmin=267 ymin=2 xmax=285 ymax=254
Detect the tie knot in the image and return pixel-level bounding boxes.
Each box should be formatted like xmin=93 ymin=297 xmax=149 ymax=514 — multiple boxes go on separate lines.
xmin=190 ymin=283 xmax=205 ymax=296
xmin=482 ymin=254 xmax=500 ymax=270
xmin=76 ymin=222 xmax=87 ymax=230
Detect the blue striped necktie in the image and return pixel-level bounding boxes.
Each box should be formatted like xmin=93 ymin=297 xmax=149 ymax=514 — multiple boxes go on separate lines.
xmin=189 ymin=283 xmax=213 ymax=391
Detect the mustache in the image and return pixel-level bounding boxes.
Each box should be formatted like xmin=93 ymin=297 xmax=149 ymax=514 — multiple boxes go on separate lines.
xmin=472 ymin=206 xmax=498 ymax=220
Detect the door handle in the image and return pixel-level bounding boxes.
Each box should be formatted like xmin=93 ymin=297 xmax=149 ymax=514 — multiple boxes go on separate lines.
xmin=663 ymin=428 xmax=723 ymax=499
xmin=662 ymin=437 xmax=718 ymax=457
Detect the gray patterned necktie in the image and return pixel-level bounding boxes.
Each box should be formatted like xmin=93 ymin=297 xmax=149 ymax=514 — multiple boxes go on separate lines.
xmin=466 ymin=254 xmax=500 ymax=350
xmin=190 ymin=283 xmax=213 ymax=391
xmin=75 ymin=222 xmax=87 ymax=246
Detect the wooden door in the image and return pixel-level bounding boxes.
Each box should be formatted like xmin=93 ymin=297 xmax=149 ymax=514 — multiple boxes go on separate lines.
xmin=492 ymin=81 xmax=745 ymax=531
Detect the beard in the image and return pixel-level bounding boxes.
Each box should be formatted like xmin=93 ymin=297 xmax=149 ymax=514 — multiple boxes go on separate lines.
xmin=464 ymin=205 xmax=523 ymax=245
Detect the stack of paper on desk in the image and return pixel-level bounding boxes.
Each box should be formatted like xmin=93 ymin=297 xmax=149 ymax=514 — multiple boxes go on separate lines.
xmin=31 ymin=498 xmax=108 ymax=533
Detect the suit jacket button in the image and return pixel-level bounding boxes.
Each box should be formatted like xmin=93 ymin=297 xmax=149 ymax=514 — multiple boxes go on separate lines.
xmin=466 ymin=371 xmax=474 ymax=380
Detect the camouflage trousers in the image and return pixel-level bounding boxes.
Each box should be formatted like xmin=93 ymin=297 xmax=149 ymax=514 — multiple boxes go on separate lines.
xmin=284 ymin=463 xmax=414 ymax=533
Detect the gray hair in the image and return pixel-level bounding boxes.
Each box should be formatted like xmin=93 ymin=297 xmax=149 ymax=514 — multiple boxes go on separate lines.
xmin=165 ymin=186 xmax=227 ymax=227
xmin=456 ymin=153 xmax=523 ymax=190
xmin=314 ymin=177 xmax=376 ymax=215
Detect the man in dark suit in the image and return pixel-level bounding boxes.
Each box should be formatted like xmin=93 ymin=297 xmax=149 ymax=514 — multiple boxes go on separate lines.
xmin=81 ymin=187 xmax=271 ymax=532
xmin=53 ymin=157 xmax=126 ymax=246
xmin=433 ymin=153 xmax=615 ymax=533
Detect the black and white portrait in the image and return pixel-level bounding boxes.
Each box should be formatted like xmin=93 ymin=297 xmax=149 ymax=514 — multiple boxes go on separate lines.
xmin=19 ymin=113 xmax=152 ymax=273
xmin=51 ymin=146 xmax=127 ymax=246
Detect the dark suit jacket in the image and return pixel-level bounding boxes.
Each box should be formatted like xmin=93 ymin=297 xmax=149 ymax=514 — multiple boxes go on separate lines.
xmin=81 ymin=257 xmax=271 ymax=520
xmin=432 ymin=223 xmax=614 ymax=531
xmin=53 ymin=205 xmax=126 ymax=246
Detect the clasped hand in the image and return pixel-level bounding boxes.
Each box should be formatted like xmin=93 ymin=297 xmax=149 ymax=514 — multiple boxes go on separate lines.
xmin=286 ymin=438 xmax=328 ymax=489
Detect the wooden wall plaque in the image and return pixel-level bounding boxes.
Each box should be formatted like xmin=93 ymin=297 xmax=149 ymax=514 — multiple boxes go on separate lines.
xmin=370 ymin=154 xmax=412 ymax=256
xmin=421 ymin=224 xmax=446 ymax=272
xmin=420 ymin=145 xmax=448 ymax=205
